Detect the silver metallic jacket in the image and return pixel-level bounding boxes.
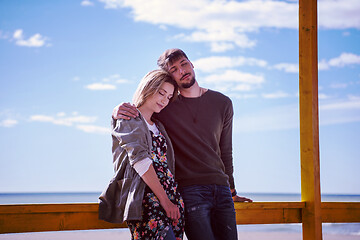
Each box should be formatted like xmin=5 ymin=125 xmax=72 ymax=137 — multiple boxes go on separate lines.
xmin=98 ymin=113 xmax=175 ymax=223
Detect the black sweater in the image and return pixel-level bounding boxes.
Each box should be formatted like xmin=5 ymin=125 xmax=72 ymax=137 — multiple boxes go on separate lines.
xmin=154 ymin=89 xmax=235 ymax=189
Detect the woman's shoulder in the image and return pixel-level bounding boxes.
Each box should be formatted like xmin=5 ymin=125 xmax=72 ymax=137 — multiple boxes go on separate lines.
xmin=112 ymin=115 xmax=147 ymax=131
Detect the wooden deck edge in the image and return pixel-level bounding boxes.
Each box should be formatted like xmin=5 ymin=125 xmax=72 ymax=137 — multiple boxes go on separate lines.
xmin=1 ymin=202 xmax=359 ymax=234
xmin=321 ymin=202 xmax=360 ymax=223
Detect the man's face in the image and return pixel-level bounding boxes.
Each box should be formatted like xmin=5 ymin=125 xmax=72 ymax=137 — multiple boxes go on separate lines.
xmin=167 ymin=56 xmax=195 ymax=89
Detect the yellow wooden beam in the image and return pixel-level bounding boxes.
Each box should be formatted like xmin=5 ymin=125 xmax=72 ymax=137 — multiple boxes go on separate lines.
xmin=0 ymin=203 xmax=126 ymax=234
xmin=1 ymin=202 xmax=360 ymax=234
xmin=0 ymin=202 xmax=303 ymax=234
xmin=321 ymin=202 xmax=360 ymax=223
xmin=299 ymin=0 xmax=322 ymax=239
xmin=234 ymin=202 xmax=304 ymax=224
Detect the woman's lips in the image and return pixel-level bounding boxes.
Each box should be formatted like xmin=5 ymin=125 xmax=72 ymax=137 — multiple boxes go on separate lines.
xmin=157 ymin=103 xmax=164 ymax=109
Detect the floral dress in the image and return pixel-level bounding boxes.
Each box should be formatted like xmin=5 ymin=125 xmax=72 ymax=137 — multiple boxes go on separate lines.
xmin=127 ymin=130 xmax=185 ymax=240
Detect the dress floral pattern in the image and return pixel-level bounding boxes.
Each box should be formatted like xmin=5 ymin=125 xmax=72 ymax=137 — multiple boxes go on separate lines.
xmin=127 ymin=130 xmax=185 ymax=240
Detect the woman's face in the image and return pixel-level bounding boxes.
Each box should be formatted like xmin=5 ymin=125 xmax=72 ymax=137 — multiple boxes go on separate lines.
xmin=143 ymin=82 xmax=175 ymax=113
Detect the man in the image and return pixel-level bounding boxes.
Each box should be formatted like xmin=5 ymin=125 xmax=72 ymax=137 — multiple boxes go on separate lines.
xmin=113 ymin=48 xmax=252 ymax=240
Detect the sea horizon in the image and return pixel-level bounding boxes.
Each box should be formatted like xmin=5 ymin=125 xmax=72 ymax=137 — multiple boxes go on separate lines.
xmin=1 ymin=191 xmax=360 ymax=204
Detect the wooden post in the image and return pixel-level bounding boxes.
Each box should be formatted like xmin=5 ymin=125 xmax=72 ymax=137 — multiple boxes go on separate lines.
xmin=299 ymin=0 xmax=322 ymax=240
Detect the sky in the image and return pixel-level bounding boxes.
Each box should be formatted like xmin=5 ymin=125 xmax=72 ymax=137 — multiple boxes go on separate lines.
xmin=0 ymin=0 xmax=359 ymax=195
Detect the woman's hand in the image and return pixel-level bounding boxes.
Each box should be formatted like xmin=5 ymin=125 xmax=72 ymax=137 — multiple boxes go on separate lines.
xmin=141 ymin=165 xmax=180 ymax=222
xmin=160 ymin=198 xmax=180 ymax=222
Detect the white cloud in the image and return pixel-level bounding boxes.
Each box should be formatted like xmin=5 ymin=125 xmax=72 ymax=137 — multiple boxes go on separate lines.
xmin=273 ymin=63 xmax=299 ymax=73
xmin=348 ymin=95 xmax=360 ymax=101
xmin=330 ymin=83 xmax=348 ymax=89
xmin=204 ymin=70 xmax=264 ymax=84
xmin=84 ymin=74 xmax=130 ymax=90
xmin=99 ymin=0 xmax=297 ymax=51
xmin=13 ymin=29 xmax=50 ymax=47
xmin=181 ymin=30 xmax=256 ymax=50
xmin=234 ymin=96 xmax=360 ymax=133
xmin=13 ymin=29 xmax=23 ymax=39
xmin=30 ymin=112 xmax=97 ymax=126
xmin=85 ymin=83 xmax=117 ymax=90
xmin=29 ymin=112 xmax=108 ymax=135
xmin=318 ymin=0 xmax=360 ymax=29
xmin=98 ymin=0 xmax=360 ymax=52
xmin=200 ymin=70 xmax=264 ymax=93
xmin=57 ymin=112 xmax=66 ymax=117
xmin=319 ymin=93 xmax=332 ymax=100
xmin=76 ymin=125 xmax=110 ymax=134
xmin=0 ymin=30 xmax=10 ymax=39
xmin=276 ymin=52 xmax=360 ymax=73
xmin=81 ymin=0 xmax=94 ymax=6
xmin=193 ymin=56 xmax=267 ymax=73
xmin=262 ymin=91 xmax=291 ymax=99
xmin=318 ymin=59 xmax=330 ymax=71
xmin=319 ymin=97 xmax=360 ymax=125
xmin=320 ymin=98 xmax=360 ymax=111
xmin=234 ymin=104 xmax=299 ymax=132
xmin=228 ymin=93 xmax=258 ymax=99
xmin=234 ymin=84 xmax=253 ymax=92
xmin=102 ymin=74 xmax=130 ymax=84
xmin=328 ymin=53 xmax=360 ymax=67
xmin=209 ymin=42 xmax=235 ymax=53
xmin=0 ymin=119 xmax=18 ymax=128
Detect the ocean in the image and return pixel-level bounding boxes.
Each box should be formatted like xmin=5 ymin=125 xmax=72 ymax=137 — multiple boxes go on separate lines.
xmin=1 ymin=192 xmax=359 ymax=236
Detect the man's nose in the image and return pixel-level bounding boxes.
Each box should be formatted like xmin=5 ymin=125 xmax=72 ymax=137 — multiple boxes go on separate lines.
xmin=179 ymin=67 xmax=185 ymax=75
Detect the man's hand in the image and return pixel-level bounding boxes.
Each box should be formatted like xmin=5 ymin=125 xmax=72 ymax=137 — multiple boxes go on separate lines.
xmin=232 ymin=195 xmax=253 ymax=202
xmin=231 ymin=189 xmax=253 ymax=202
xmin=112 ymin=102 xmax=139 ymax=120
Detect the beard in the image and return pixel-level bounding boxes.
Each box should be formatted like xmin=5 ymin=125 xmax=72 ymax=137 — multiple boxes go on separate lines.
xmin=180 ymin=75 xmax=196 ymax=89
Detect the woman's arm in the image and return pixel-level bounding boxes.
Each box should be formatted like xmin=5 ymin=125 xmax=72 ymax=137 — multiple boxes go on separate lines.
xmin=141 ymin=164 xmax=180 ymax=221
xmin=113 ymin=118 xmax=179 ymax=220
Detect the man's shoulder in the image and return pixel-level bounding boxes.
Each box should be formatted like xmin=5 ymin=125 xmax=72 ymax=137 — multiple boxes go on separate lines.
xmin=206 ymin=89 xmax=232 ymax=103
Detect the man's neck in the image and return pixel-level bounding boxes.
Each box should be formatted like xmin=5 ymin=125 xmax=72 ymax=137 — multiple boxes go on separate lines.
xmin=179 ymin=83 xmax=203 ymax=98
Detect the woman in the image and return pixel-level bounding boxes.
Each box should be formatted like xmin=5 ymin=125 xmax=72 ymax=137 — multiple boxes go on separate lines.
xmin=99 ymin=70 xmax=184 ymax=240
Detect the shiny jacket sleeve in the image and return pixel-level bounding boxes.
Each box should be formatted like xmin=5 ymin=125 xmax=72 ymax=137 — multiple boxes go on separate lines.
xmin=112 ymin=117 xmax=152 ymax=169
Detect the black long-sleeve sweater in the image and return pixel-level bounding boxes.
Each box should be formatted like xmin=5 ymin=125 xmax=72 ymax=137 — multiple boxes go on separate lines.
xmin=154 ymin=89 xmax=235 ymax=189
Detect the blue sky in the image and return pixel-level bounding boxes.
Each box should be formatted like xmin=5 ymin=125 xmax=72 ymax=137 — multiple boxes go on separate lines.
xmin=0 ymin=0 xmax=359 ymax=195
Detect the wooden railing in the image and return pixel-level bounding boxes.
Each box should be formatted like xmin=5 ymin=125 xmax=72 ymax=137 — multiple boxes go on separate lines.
xmin=1 ymin=0 xmax=358 ymax=239
xmin=1 ymin=202 xmax=360 ymax=234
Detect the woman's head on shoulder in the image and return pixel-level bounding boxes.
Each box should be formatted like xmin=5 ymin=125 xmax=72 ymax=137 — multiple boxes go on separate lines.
xmin=133 ymin=69 xmax=178 ymax=113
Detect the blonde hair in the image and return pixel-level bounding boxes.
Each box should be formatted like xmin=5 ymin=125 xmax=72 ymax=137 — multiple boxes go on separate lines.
xmin=132 ymin=69 xmax=178 ymax=108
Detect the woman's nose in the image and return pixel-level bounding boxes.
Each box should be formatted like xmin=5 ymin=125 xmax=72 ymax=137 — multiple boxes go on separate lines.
xmin=162 ymin=96 xmax=169 ymax=104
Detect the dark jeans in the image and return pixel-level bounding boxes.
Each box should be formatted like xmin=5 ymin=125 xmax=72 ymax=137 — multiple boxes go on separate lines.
xmin=179 ymin=184 xmax=238 ymax=240
xmin=163 ymin=226 xmax=176 ymax=240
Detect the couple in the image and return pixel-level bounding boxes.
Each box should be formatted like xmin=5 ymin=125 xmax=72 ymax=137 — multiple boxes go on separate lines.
xmin=99 ymin=48 xmax=252 ymax=240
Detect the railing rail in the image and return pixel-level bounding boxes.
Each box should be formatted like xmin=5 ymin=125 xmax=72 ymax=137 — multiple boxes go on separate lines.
xmin=1 ymin=202 xmax=359 ymax=234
